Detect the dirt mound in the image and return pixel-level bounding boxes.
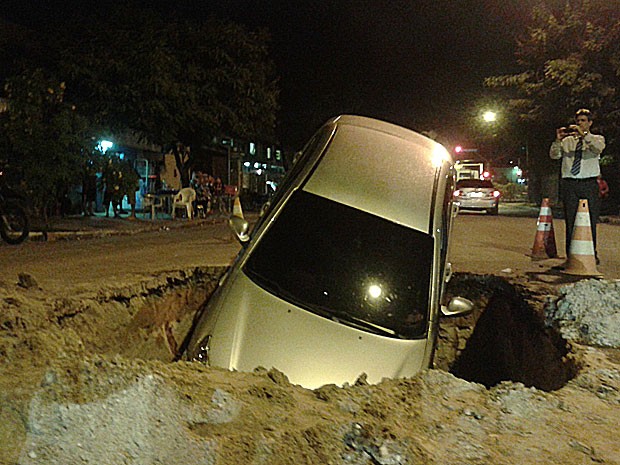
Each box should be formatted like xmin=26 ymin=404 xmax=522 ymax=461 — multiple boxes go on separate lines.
xmin=545 ymin=278 xmax=620 ymax=347
xmin=2 ymin=269 xmax=620 ymax=464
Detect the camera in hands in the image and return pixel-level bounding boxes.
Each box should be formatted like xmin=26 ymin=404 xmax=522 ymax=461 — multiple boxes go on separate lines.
xmin=559 ymin=126 xmax=578 ymax=138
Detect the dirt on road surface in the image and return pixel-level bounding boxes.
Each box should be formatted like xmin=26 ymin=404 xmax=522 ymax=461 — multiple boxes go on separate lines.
xmin=1 ymin=217 xmax=620 ymax=464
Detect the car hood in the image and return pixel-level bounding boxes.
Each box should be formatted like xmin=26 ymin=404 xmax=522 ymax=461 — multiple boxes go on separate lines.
xmin=205 ymin=271 xmax=431 ymax=389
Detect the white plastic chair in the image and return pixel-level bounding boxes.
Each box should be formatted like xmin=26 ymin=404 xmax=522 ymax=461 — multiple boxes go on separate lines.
xmin=171 ymin=187 xmax=196 ymax=219
xmin=142 ymin=194 xmax=164 ymax=220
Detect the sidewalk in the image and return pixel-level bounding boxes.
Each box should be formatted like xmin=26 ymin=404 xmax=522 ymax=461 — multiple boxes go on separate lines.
xmin=26 ymin=206 xmax=619 ymax=242
xmin=29 ymin=211 xmax=253 ymax=242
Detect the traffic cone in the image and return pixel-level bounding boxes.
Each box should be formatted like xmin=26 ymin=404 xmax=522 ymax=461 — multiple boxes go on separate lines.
xmin=232 ymin=196 xmax=244 ymax=218
xmin=530 ymin=198 xmax=558 ymax=260
xmin=563 ymin=199 xmax=602 ymax=277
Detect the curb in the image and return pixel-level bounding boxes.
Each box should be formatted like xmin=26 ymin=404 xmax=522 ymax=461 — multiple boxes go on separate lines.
xmin=600 ymin=215 xmax=620 ymax=226
xmin=28 ymin=217 xmax=229 ymax=242
xmin=21 ymin=211 xmax=620 ymax=243
xmin=26 ymin=213 xmax=261 ymax=243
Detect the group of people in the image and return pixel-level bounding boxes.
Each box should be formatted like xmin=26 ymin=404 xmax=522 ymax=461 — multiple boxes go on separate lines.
xmin=549 ymin=107 xmax=608 ymax=267
xmin=190 ymin=170 xmax=225 ymax=217
xmin=81 ymin=161 xmax=230 ymax=220
xmin=81 ymin=155 xmax=140 ymax=218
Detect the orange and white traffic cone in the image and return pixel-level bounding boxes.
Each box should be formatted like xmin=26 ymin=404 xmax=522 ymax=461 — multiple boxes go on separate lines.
xmin=563 ymin=199 xmax=602 ymax=277
xmin=232 ymin=196 xmax=244 ymax=218
xmin=530 ymin=198 xmax=558 ymax=260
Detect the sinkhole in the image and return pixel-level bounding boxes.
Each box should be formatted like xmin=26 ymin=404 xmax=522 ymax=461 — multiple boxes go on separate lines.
xmin=76 ymin=268 xmax=578 ymax=392
xmin=438 ymin=274 xmax=578 ymax=392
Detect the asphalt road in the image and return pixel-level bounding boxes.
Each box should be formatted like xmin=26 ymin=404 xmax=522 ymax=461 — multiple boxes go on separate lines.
xmin=0 ymin=222 xmax=243 ymax=293
xmin=450 ymin=211 xmax=620 ymax=283
xmin=1 ymin=212 xmax=618 ymax=293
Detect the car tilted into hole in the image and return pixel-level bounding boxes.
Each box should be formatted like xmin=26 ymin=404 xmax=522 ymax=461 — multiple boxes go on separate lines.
xmin=186 ymin=115 xmax=472 ymax=389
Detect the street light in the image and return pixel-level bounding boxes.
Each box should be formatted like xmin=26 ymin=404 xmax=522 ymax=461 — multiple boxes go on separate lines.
xmin=97 ymin=139 xmax=113 ymax=153
xmin=476 ymin=110 xmax=500 ymax=167
xmin=482 ymin=111 xmax=497 ymax=123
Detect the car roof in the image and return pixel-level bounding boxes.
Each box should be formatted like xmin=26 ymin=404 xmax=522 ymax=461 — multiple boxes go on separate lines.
xmin=302 ymin=115 xmax=452 ymax=233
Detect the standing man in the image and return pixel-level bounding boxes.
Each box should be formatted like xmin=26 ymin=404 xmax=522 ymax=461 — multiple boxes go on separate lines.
xmin=550 ymin=108 xmax=606 ymax=264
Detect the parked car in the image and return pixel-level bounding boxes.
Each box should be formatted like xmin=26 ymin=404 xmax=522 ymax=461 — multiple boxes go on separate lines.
xmin=185 ymin=115 xmax=472 ymax=388
xmin=453 ymin=179 xmax=500 ymax=215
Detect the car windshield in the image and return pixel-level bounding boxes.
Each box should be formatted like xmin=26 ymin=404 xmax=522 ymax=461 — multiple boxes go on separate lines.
xmin=456 ymin=180 xmax=494 ymax=189
xmin=243 ymin=190 xmax=434 ymax=339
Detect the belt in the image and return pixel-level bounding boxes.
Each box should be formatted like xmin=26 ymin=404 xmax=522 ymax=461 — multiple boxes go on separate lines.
xmin=562 ymin=176 xmax=597 ymax=181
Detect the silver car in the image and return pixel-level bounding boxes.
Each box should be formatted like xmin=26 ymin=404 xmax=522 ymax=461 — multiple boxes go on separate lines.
xmin=453 ymin=179 xmax=500 ymax=215
xmin=186 ymin=115 xmax=472 ymax=388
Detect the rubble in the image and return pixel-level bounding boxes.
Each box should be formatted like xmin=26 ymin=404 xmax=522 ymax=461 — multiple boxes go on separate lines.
xmin=1 ymin=270 xmax=619 ymax=464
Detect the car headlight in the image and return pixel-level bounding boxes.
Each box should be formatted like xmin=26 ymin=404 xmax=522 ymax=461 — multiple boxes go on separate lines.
xmin=192 ymin=335 xmax=212 ymax=365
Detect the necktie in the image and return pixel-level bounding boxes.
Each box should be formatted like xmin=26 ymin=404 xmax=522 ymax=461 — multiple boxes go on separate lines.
xmin=570 ymin=138 xmax=583 ymax=176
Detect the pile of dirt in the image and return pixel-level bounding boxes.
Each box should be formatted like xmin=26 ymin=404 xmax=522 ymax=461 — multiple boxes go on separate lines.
xmin=545 ymin=278 xmax=620 ymax=347
xmin=1 ymin=269 xmax=620 ymax=464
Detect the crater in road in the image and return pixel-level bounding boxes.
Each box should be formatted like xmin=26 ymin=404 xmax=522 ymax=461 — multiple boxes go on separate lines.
xmin=76 ymin=268 xmax=576 ymax=391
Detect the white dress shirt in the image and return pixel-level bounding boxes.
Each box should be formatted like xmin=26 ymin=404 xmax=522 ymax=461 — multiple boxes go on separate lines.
xmin=549 ymin=132 xmax=605 ymax=179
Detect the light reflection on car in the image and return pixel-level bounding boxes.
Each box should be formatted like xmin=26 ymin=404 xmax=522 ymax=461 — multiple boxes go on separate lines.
xmin=185 ymin=115 xmax=472 ymax=388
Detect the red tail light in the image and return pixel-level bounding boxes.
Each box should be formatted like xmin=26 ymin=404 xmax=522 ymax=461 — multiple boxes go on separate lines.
xmin=453 ymin=190 xmax=462 ymax=197
xmin=493 ymin=190 xmax=500 ymax=198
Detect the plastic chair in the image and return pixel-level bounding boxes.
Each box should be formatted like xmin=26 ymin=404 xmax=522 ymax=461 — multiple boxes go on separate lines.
xmin=142 ymin=194 xmax=164 ymax=220
xmin=171 ymin=187 xmax=196 ymax=219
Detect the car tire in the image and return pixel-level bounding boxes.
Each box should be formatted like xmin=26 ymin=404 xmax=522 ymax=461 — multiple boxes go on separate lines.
xmin=487 ymin=205 xmax=499 ymax=215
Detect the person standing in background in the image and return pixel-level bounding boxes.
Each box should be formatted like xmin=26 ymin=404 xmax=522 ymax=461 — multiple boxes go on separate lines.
xmin=81 ymin=162 xmax=98 ymax=216
xmin=549 ymin=108 xmax=606 ymax=265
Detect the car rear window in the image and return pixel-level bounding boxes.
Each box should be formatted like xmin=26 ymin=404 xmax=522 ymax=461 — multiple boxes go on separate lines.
xmin=456 ymin=180 xmax=494 ymax=188
xmin=243 ymin=190 xmax=434 ymax=339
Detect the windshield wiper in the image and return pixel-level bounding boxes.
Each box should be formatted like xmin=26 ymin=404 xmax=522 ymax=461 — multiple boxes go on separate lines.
xmin=245 ymin=270 xmax=313 ymax=309
xmin=305 ymin=302 xmax=397 ymax=337
xmin=327 ymin=311 xmax=396 ymax=337
xmin=246 ymin=270 xmax=397 ymax=337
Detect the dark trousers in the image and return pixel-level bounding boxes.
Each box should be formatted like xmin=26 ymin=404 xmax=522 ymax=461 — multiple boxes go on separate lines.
xmin=560 ymin=177 xmax=600 ymax=256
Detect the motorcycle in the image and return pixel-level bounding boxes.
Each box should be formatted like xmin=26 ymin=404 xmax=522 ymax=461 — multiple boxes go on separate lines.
xmin=0 ymin=171 xmax=29 ymax=245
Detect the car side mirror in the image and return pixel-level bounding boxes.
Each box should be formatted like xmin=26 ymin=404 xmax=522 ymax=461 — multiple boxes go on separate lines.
xmin=259 ymin=201 xmax=271 ymax=218
xmin=229 ymin=215 xmax=250 ymax=244
xmin=441 ymin=296 xmax=474 ymax=317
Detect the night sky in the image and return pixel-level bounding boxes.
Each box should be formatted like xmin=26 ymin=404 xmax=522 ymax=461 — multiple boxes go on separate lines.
xmin=184 ymin=0 xmax=537 ymax=148
xmin=176 ymin=0 xmax=532 ymax=148
xmin=3 ymin=0 xmax=542 ymax=149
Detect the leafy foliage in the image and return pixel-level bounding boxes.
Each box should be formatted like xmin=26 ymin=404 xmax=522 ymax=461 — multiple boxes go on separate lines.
xmin=1 ymin=4 xmax=280 ymax=192
xmin=0 ymin=69 xmax=92 ymax=218
xmin=485 ymin=0 xmax=620 ymax=138
xmin=57 ymin=6 xmax=279 ymax=186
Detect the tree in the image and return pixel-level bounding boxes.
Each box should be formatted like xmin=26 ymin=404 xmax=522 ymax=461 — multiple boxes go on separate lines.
xmin=0 ymin=69 xmax=93 ymax=224
xmin=484 ymin=0 xmax=620 ymax=201
xmin=58 ymin=7 xmax=279 ymax=187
